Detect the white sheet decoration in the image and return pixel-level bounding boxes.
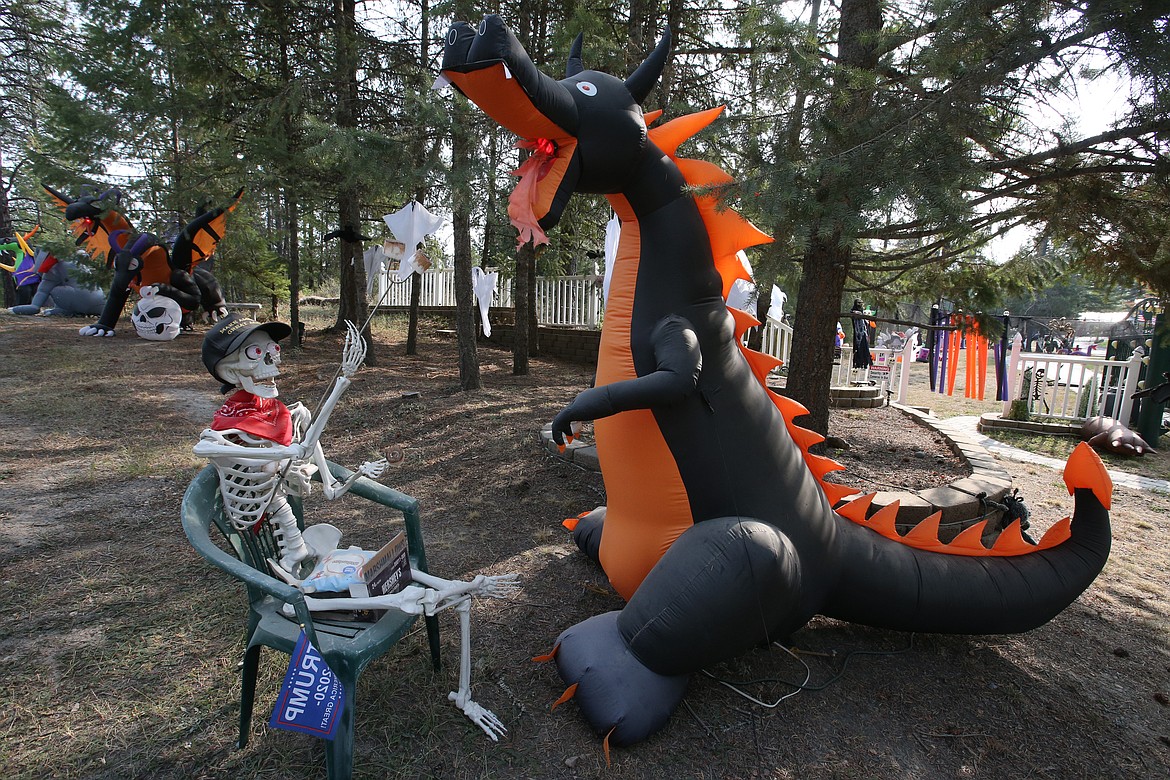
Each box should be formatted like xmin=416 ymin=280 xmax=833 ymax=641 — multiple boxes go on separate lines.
xmin=383 ymin=201 xmax=446 ymax=281
xmin=725 ymin=251 xmax=756 ymax=312
xmin=472 ymin=266 xmax=498 ymax=337
xmin=767 ymin=285 xmax=788 ymax=324
xmin=603 ymin=214 xmax=620 ymax=304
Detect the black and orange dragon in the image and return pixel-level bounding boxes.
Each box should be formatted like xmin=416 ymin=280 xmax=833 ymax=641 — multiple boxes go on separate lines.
xmin=442 ymin=16 xmax=1113 ymax=749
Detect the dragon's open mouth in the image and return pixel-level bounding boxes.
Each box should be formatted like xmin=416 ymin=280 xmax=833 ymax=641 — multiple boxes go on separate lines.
xmin=508 ymin=137 xmax=578 ymax=245
xmin=441 ymin=17 xmax=582 ymax=242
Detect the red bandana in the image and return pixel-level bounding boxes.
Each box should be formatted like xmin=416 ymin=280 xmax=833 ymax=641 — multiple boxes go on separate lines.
xmin=211 ymin=390 xmax=293 ymax=446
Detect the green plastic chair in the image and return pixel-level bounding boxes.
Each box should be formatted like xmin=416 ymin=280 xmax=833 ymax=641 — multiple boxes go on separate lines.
xmin=181 ymin=462 xmax=441 ymax=780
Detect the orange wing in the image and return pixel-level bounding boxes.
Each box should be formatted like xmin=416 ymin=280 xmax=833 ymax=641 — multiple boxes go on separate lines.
xmin=173 ymin=188 xmax=244 ymax=272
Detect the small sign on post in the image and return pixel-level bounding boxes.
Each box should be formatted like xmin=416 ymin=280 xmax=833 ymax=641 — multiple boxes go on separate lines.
xmin=270 ymin=631 xmax=347 ymax=740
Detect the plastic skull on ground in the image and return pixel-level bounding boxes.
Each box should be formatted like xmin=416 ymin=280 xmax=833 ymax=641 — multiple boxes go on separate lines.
xmin=191 ymin=314 xmax=519 ymax=739
xmin=131 ymin=287 xmax=183 ymax=341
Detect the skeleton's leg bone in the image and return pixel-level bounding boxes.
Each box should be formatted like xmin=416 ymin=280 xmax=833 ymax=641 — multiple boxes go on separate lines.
xmin=268 ymin=500 xmax=312 ymax=571
xmin=447 ymin=599 xmax=506 ymax=741
xmin=301 ymin=585 xmax=430 ymax=615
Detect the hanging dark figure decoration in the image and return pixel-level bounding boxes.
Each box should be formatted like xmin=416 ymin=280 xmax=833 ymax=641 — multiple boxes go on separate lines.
xmin=43 ymin=184 xmax=242 ymax=337
xmin=323 ymin=224 xmax=370 ymax=243
xmin=442 ymin=15 xmax=1114 ymax=750
xmin=851 ymin=298 xmax=872 ymax=369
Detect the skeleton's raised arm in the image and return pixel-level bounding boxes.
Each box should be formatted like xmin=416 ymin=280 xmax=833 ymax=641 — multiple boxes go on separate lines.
xmin=296 ymin=321 xmax=365 ymax=452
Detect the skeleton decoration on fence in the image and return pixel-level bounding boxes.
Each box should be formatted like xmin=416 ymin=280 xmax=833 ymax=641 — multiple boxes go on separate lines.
xmin=192 ymin=314 xmax=519 ymax=739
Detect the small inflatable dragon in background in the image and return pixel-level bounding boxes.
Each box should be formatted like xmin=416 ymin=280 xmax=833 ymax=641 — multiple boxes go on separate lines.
xmin=43 ymin=184 xmax=242 ymax=336
xmin=442 ymin=15 xmax=1113 ymax=749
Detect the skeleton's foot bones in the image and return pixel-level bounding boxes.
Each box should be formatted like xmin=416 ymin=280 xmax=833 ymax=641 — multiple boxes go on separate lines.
xmin=448 ymin=690 xmax=507 ymax=741
xmin=297 ymin=572 xmax=520 ymax=616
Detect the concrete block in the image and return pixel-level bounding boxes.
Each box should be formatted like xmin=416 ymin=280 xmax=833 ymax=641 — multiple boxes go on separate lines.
xmin=571 ymin=446 xmax=600 ymax=471
xmin=948 ymin=476 xmax=1009 ymax=504
xmin=869 ymin=491 xmax=935 ymax=525
xmin=918 ymin=486 xmax=983 ymax=526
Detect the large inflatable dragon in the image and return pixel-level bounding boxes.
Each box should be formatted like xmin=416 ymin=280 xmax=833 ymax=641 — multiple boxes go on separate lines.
xmin=441 ymin=16 xmax=1114 ymax=749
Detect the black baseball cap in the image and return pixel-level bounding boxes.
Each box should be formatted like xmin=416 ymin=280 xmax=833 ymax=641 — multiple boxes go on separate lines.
xmin=201 ymin=314 xmax=292 ymax=389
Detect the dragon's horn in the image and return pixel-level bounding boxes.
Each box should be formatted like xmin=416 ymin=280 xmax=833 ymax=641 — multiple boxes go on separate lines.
xmin=566 ymin=33 xmax=584 ymax=77
xmin=108 ymin=230 xmax=129 ymax=252
xmin=624 ymin=26 xmax=671 ymax=104
xmin=130 ymin=232 xmax=155 ymax=255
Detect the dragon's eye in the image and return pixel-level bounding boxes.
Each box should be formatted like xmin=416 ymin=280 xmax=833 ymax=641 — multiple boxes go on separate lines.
xmin=576 ymin=81 xmax=598 ymax=96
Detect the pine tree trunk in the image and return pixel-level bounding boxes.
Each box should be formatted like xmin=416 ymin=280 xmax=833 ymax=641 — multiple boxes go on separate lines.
xmin=0 ymin=155 xmax=15 ymax=308
xmin=785 ymin=0 xmax=880 ymax=436
xmin=286 ymin=190 xmax=303 ymax=345
xmin=406 ymin=0 xmax=431 ymax=358
xmin=451 ymin=97 xmax=481 ymax=389
xmin=405 ymin=273 xmax=421 ymax=355
xmin=527 ymin=251 xmax=539 ymax=356
xmin=785 ymin=239 xmax=850 ymax=436
xmin=513 ymin=242 xmax=533 ymax=375
xmin=332 ymin=0 xmax=373 ymax=363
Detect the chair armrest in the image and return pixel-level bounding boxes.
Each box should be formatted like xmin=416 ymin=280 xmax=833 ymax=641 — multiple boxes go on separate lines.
xmin=181 ymin=466 xmax=307 ymax=606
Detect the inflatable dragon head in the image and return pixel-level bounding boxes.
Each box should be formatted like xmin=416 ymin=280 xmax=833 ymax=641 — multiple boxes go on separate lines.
xmin=442 ymin=15 xmax=670 ymax=243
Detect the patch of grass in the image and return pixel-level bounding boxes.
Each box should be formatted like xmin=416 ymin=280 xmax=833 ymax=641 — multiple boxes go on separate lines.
xmin=986 ymin=428 xmax=1170 ymax=481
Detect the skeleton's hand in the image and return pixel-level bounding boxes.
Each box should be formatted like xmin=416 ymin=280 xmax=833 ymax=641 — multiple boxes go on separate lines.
xmin=358 ymin=458 xmax=389 ymax=479
xmin=340 ymin=320 xmax=367 ymax=377
xmin=140 ymin=284 xmax=161 ymax=298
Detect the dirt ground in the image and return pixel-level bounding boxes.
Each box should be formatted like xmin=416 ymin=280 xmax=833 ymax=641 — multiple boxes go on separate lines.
xmin=0 ymin=315 xmax=1167 ymax=780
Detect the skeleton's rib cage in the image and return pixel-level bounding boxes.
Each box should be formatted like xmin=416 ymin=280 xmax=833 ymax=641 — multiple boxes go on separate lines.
xmin=199 ymin=427 xmax=291 ymax=532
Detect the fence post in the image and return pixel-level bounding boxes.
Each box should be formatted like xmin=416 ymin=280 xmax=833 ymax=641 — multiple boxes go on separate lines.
xmin=897 ymin=337 xmax=915 ymax=404
xmin=1117 ymin=353 xmax=1143 ymax=423
xmin=1002 ymin=332 xmax=1023 ymax=417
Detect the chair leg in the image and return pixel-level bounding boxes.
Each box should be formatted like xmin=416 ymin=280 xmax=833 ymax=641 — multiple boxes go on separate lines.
xmin=238 ymin=644 xmax=263 ymax=749
xmin=325 ymin=675 xmax=357 ymax=780
xmin=425 ymin=614 xmax=441 ymax=671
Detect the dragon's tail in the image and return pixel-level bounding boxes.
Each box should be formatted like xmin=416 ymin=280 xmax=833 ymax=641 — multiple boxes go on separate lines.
xmin=822 ymin=443 xmax=1112 ymax=634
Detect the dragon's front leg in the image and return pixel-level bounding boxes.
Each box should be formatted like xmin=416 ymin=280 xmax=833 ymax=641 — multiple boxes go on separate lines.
xmin=551 ymin=314 xmax=701 ymax=447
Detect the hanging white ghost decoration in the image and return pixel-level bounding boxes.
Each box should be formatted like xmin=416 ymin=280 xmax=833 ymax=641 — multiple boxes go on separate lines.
xmin=602 ymin=214 xmax=620 ymax=304
xmin=383 ymin=201 xmax=446 ymax=281
xmin=132 ymin=287 xmax=182 ymax=341
xmin=725 ymin=251 xmax=756 ymax=312
xmin=471 ymin=266 xmax=498 ymax=337
xmin=767 ymin=285 xmax=788 ymax=324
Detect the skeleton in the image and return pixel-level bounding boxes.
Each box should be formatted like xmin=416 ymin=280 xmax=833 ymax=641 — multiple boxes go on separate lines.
xmin=193 ymin=319 xmax=518 ymax=740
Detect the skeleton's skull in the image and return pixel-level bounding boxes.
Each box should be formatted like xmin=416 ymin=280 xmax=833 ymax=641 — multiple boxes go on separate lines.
xmin=215 ymin=331 xmax=282 ymax=398
xmin=132 ymin=294 xmax=182 ymax=341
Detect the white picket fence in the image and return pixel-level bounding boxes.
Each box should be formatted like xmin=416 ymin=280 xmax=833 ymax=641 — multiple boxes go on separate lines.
xmin=756 ymin=317 xmax=913 ymax=396
xmin=376 ymin=269 xmax=602 ymax=327
xmin=1002 ymin=332 xmax=1143 ymax=423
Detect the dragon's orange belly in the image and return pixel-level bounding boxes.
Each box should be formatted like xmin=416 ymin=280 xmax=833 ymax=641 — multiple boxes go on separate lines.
xmin=595 ymin=410 xmax=693 ymax=600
